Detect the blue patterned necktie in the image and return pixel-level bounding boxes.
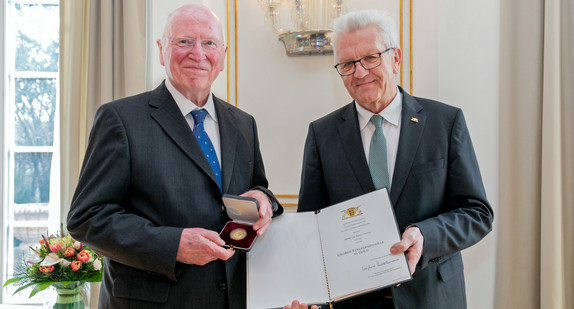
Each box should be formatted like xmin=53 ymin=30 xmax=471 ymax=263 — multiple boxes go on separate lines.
xmin=369 ymin=115 xmax=390 ymax=190
xmin=190 ymin=109 xmax=222 ymax=190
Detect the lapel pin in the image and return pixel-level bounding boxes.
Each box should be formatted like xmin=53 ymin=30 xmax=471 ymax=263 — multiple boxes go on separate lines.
xmin=410 ymin=117 xmax=419 ymax=123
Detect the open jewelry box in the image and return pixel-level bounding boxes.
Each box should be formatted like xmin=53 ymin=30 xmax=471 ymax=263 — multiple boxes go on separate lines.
xmin=219 ymin=194 xmax=260 ymax=252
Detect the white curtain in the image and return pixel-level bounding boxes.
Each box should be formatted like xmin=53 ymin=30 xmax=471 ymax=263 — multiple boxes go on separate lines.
xmin=59 ymin=0 xmax=146 ymax=219
xmin=496 ymin=0 xmax=574 ymax=308
xmin=59 ymin=0 xmax=147 ymax=307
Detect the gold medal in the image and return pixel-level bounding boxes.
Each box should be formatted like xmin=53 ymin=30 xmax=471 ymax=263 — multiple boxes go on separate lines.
xmin=230 ymin=228 xmax=247 ymax=241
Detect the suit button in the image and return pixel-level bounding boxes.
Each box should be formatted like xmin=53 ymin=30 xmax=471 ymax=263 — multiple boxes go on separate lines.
xmin=429 ymin=257 xmax=441 ymax=264
xmin=218 ymin=282 xmax=227 ymax=290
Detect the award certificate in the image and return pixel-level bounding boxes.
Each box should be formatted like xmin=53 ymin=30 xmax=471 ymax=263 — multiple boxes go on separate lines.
xmin=247 ymin=188 xmax=412 ymax=309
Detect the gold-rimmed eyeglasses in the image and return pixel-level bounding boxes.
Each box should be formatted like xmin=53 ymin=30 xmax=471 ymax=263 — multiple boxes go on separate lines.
xmin=170 ymin=37 xmax=223 ymax=51
xmin=334 ymin=48 xmax=394 ymax=76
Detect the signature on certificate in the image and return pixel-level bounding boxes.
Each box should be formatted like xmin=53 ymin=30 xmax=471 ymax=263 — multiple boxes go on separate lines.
xmin=362 ymin=258 xmax=400 ymax=272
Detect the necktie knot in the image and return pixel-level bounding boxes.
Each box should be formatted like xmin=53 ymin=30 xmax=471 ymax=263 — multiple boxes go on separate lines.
xmin=190 ymin=109 xmax=208 ymax=124
xmin=370 ymin=114 xmax=384 ymax=128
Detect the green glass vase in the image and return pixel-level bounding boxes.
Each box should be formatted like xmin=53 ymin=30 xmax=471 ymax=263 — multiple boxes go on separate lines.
xmin=49 ymin=282 xmax=87 ymax=309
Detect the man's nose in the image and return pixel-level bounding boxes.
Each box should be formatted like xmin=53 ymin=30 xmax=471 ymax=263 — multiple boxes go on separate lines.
xmin=354 ymin=62 xmax=369 ymax=78
xmin=188 ymin=42 xmax=206 ymax=60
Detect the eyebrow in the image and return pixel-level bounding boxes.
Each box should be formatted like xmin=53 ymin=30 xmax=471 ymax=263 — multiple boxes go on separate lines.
xmin=338 ymin=51 xmax=381 ymax=63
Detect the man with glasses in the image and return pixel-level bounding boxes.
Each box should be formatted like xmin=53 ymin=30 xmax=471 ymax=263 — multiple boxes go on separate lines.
xmin=67 ymin=4 xmax=282 ymax=309
xmin=287 ymin=10 xmax=493 ymax=309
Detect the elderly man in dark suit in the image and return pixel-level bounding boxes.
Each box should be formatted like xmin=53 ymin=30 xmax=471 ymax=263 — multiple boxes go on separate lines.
xmin=286 ymin=10 xmax=493 ymax=309
xmin=67 ymin=4 xmax=282 ymax=309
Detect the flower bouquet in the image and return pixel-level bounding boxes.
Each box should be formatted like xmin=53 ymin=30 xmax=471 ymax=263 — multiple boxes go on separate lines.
xmin=3 ymin=228 xmax=103 ymax=308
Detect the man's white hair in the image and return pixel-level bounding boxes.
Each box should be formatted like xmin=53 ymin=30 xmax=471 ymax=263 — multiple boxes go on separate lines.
xmin=160 ymin=4 xmax=226 ymax=49
xmin=332 ymin=10 xmax=399 ymax=61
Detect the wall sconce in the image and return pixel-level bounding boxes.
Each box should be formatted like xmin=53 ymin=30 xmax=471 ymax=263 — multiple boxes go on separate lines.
xmin=257 ymin=0 xmax=347 ymax=57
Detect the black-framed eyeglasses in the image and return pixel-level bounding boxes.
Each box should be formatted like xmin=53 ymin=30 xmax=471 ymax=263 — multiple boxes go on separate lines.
xmin=334 ymin=47 xmax=395 ymax=76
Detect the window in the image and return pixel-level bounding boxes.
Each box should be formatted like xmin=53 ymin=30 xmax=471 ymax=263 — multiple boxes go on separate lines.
xmin=1 ymin=0 xmax=60 ymax=304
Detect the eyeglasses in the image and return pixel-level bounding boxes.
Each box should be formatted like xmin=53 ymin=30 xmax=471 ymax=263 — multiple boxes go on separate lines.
xmin=334 ymin=48 xmax=395 ymax=76
xmin=170 ymin=37 xmax=223 ymax=51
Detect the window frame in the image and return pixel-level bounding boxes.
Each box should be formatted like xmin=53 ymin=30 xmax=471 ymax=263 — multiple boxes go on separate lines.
xmin=1 ymin=0 xmax=60 ymax=304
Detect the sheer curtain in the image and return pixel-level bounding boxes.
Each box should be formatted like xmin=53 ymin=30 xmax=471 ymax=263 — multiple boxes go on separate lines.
xmin=59 ymin=1 xmax=146 ymax=307
xmin=496 ymin=0 xmax=574 ymax=308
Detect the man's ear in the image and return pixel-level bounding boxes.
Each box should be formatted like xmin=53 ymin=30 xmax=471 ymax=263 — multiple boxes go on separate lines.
xmin=392 ymin=47 xmax=403 ymax=74
xmin=219 ymin=45 xmax=229 ymax=72
xmin=158 ymin=39 xmax=165 ymax=66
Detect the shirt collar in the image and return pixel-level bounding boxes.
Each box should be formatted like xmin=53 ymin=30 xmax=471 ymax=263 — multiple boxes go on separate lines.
xmin=165 ymin=78 xmax=218 ymax=122
xmin=356 ymin=87 xmax=402 ymax=130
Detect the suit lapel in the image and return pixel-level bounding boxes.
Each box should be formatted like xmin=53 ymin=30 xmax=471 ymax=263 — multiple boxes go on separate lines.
xmin=338 ymin=103 xmax=376 ymax=194
xmin=390 ymin=87 xmax=426 ymax=205
xmin=214 ymin=96 xmax=238 ymax=192
xmin=149 ymin=83 xmax=219 ymax=187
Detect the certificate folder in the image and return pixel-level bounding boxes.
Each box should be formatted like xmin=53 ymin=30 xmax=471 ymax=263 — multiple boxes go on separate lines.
xmin=247 ymin=188 xmax=412 ymax=309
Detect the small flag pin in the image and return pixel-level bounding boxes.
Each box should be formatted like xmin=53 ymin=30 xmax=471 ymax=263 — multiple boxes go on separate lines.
xmin=411 ymin=117 xmax=419 ymax=123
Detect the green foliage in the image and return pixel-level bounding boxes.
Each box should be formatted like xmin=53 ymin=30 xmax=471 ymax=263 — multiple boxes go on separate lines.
xmin=3 ymin=230 xmax=103 ymax=298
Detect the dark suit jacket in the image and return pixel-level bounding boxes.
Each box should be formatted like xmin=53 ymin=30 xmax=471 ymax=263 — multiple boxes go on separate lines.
xmin=298 ymin=87 xmax=493 ymax=309
xmin=67 ymin=82 xmax=281 ymax=309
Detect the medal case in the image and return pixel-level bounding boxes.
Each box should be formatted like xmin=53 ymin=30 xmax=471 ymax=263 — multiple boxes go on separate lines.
xmin=220 ymin=194 xmax=260 ymax=252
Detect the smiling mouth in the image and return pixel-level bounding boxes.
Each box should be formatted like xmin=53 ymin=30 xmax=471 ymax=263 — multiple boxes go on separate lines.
xmin=356 ymin=80 xmax=375 ymax=87
xmin=184 ymin=66 xmax=208 ymax=72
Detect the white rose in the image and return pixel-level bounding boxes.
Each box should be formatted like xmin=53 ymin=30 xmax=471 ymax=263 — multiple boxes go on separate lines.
xmin=93 ymin=258 xmax=102 ymax=271
xmin=73 ymin=241 xmax=82 ymax=250
xmin=59 ymin=259 xmax=71 ymax=267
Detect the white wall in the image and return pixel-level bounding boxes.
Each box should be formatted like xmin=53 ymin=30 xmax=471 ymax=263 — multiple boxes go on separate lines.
xmin=412 ymin=1 xmax=500 ymax=308
xmin=148 ymin=1 xmax=499 ymax=308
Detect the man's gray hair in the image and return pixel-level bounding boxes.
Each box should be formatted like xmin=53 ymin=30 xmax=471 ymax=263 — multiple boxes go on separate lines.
xmin=332 ymin=10 xmax=399 ymax=59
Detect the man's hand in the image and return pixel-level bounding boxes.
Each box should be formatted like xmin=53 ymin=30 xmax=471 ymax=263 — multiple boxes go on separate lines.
xmin=241 ymin=190 xmax=273 ymax=236
xmin=176 ymin=228 xmax=235 ymax=265
xmin=283 ymin=300 xmax=319 ymax=309
xmin=390 ymin=226 xmax=424 ymax=275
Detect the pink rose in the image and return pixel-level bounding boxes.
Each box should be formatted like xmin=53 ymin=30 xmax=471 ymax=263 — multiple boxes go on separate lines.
xmin=76 ymin=250 xmax=90 ymax=263
xmin=50 ymin=242 xmax=62 ymax=252
xmin=63 ymin=247 xmax=76 ymax=257
xmin=70 ymin=261 xmax=81 ymax=271
xmin=39 ymin=265 xmax=55 ymax=273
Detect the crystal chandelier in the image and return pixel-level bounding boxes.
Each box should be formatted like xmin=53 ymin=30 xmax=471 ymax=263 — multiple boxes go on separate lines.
xmin=257 ymin=0 xmax=347 ymax=56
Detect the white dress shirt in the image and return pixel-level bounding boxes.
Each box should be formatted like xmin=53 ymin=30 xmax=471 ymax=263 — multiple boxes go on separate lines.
xmin=165 ymin=79 xmax=222 ymax=167
xmin=356 ymin=88 xmax=402 ymax=186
